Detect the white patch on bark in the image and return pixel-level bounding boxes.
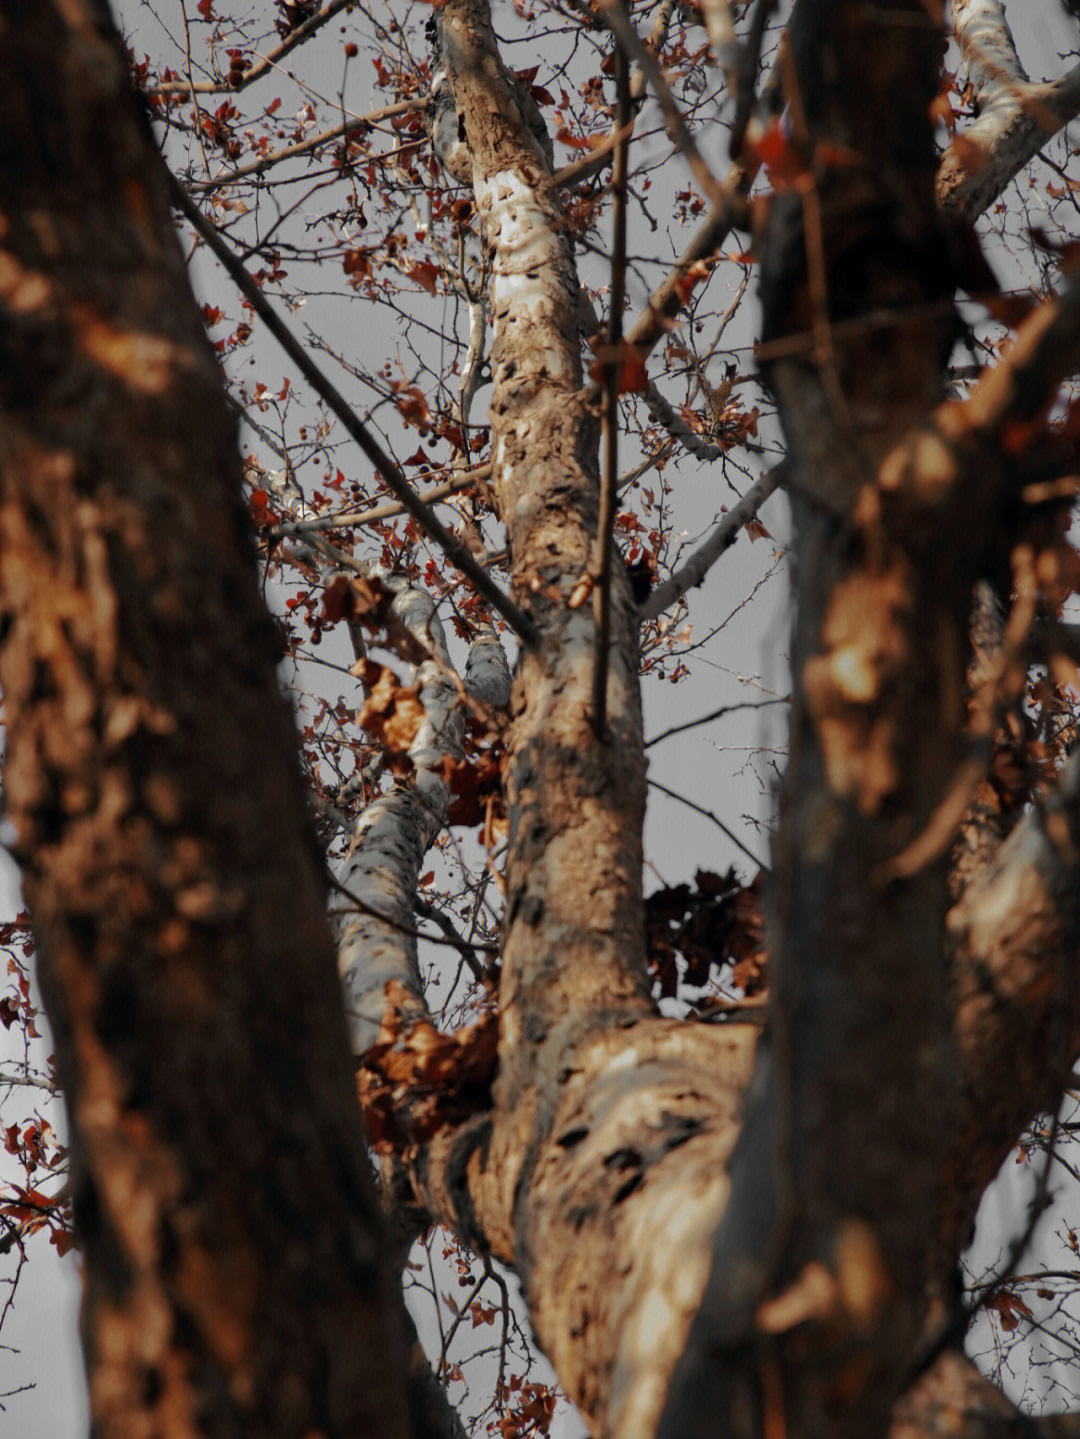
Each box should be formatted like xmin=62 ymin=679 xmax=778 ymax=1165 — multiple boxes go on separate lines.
xmin=475 ymin=169 xmax=577 ymax=384
xmin=464 ymin=625 xmax=511 ymax=706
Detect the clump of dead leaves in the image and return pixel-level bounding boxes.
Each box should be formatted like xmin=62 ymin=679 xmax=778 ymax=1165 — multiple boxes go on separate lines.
xmin=358 ymin=980 xmax=498 ymax=1157
xmin=645 ymin=867 xmax=767 ymax=1008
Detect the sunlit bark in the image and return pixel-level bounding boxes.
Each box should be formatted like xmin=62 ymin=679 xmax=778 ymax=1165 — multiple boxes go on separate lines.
xmin=939 ymin=0 xmax=1080 ymax=221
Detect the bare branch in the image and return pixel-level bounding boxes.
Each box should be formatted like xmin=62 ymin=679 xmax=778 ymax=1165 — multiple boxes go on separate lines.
xmin=592 ymin=15 xmax=632 ymax=739
xmin=639 ymin=462 xmax=786 ymax=619
xmin=939 ymin=0 xmax=1080 ymax=220
xmin=589 ymin=0 xmax=727 ymax=208
xmin=647 ymin=777 xmax=769 ymax=871
xmin=170 ymin=177 xmax=540 ymax=645
xmin=148 ymin=0 xmax=355 ymax=96
xmin=642 ymin=379 xmax=732 ymax=463
xmin=267 ymin=465 xmax=491 ymax=540
xmin=190 ymin=107 xmax=423 ymax=193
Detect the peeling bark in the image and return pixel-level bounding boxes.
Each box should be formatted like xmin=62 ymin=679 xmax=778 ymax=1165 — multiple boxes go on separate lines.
xmin=948 ymin=747 xmax=1080 ymax=1230
xmin=437 ymin=0 xmax=654 ymax=1183
xmin=335 ymin=587 xmax=469 ymax=1054
xmin=380 ymin=4 xmax=1080 ymax=1438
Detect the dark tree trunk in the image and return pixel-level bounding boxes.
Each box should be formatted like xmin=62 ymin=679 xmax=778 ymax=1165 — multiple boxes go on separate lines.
xmin=0 ymin=4 xmax=411 ymax=1435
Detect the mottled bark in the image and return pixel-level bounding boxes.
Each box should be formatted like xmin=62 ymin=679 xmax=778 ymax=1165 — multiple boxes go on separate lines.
xmin=386 ymin=7 xmax=751 ymax=1435
xmin=435 ymin=0 xmax=654 ymax=1191
xmin=4 ymin=0 xmax=1079 ymax=1436
xmin=335 ymin=587 xmax=476 ymax=1054
xmin=0 ymin=4 xmax=411 ymax=1435
xmin=892 ymin=1351 xmax=1080 ymax=1437
xmin=947 ymin=745 xmax=1080 ymax=1233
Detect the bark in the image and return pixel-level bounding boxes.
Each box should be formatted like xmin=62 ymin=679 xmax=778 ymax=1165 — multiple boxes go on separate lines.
xmin=334 ymin=586 xmax=471 ymax=1054
xmin=376 ymin=9 xmax=761 ymax=1436
xmin=434 ymin=0 xmax=655 ymax=1169
xmin=657 ymin=5 xmax=1080 ymax=1435
xmin=948 ymin=745 xmax=1080 ymax=1232
xmin=0 ymin=5 xmax=412 ymax=1435
xmin=892 ymin=1352 xmax=1080 ymax=1437
xmin=660 ymin=6 xmax=966 ymax=1431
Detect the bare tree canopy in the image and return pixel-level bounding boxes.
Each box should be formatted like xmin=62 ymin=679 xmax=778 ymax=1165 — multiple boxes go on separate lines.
xmin=0 ymin=2 xmax=1080 ymax=1437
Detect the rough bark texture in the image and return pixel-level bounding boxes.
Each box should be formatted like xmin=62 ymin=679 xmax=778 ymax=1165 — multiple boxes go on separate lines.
xmin=0 ymin=5 xmax=411 ymax=1435
xmin=658 ymin=8 xmax=971 ymax=1433
xmin=334 ymin=586 xmax=470 ymax=1054
xmin=348 ymin=2 xmax=1080 ymax=1436
xmin=656 ymin=5 xmax=1080 ymax=1436
xmin=893 ymin=1352 xmax=1080 ymax=1437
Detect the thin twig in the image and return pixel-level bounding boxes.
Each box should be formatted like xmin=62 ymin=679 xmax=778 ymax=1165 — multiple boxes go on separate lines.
xmin=592 ymin=21 xmax=632 ymax=739
xmin=587 ymin=172 xmax=754 ymax=407
xmin=542 ymin=0 xmax=675 ymax=193
xmin=541 ymin=119 xmax=636 ymax=193
xmin=639 ymin=462 xmax=786 ymax=619
xmin=414 ymin=897 xmax=490 ymax=980
xmin=589 ymin=0 xmax=727 ymax=208
xmin=647 ymin=777 xmax=768 ymax=872
xmin=901 ymin=1111 xmax=1064 ymax=1393
xmin=169 ymin=177 xmax=539 ymax=646
xmin=148 ymin=0 xmax=355 ymax=96
xmin=646 ymin=696 xmax=788 ymax=748
xmin=179 ymin=0 xmax=212 ymax=179
xmin=729 ymin=0 xmax=777 ymax=160
xmin=189 ymin=101 xmax=420 ymax=192
xmin=328 ymin=872 xmax=497 ymax=957
xmin=267 ymin=465 xmax=491 ymax=539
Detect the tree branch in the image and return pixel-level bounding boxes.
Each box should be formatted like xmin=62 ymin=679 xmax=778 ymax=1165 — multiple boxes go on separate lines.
xmin=639 ymin=462 xmax=786 ymax=618
xmin=334 ymin=588 xmax=507 ymax=1053
xmin=939 ymin=0 xmax=1080 ymax=220
xmin=0 ymin=6 xmax=415 ymax=1429
xmin=267 ymin=464 xmax=491 ymax=540
xmin=592 ymin=12 xmax=632 ymax=739
xmin=148 ymin=0 xmax=355 ymax=96
xmin=169 ymin=177 xmax=540 ymax=645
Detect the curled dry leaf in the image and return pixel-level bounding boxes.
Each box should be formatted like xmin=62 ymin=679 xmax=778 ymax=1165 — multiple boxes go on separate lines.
xmin=645 ymin=867 xmax=767 ymax=1001
xmin=320 ymin=572 xmax=396 ymax=627
xmin=985 ymin=1289 xmax=1033 ymax=1333
xmin=357 ymin=980 xmax=498 ymax=1155
xmin=357 ymin=661 xmax=426 ymax=753
xmin=439 ymin=752 xmax=506 ymax=828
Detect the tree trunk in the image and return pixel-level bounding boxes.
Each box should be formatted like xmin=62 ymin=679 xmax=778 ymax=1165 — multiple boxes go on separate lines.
xmin=0 ymin=4 xmax=412 ymax=1435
